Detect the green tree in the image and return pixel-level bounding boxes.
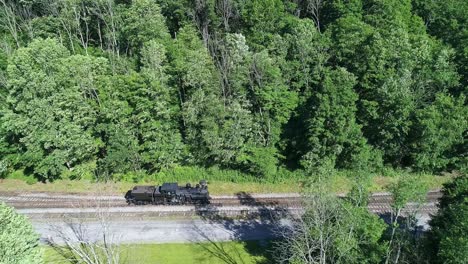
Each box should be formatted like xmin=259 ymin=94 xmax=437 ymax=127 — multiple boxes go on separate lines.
xmin=244 ymin=50 xmax=297 ymax=175
xmin=97 ymin=62 xmax=184 ymax=175
xmin=95 ymin=73 xmax=142 ymax=177
xmin=97 ymin=122 xmax=141 ymax=177
xmin=120 ymin=0 xmax=170 ymax=56
xmin=1 ymin=38 xmax=103 ymax=180
xmin=413 ymin=0 xmax=468 ymax=92
xmin=411 ymin=93 xmax=467 ymax=172
xmin=0 ymin=202 xmax=42 ymax=264
xmin=427 ymin=175 xmax=468 ymax=264
xmin=155 ymin=0 xmax=191 ymax=35
xmin=136 ymin=40 xmax=185 ymax=171
xmin=169 ymin=25 xmax=223 ymax=163
xmin=240 ymin=0 xmax=290 ymax=48
xmin=169 ymin=26 xmax=254 ymax=170
xmin=216 ymin=33 xmax=252 ymax=103
xmin=384 ymin=176 xmax=429 ymax=264
xmin=249 ymin=50 xmax=297 ymax=147
xmin=326 ymin=0 xmax=460 ymax=166
xmin=301 ymin=68 xmax=376 ymax=171
xmin=285 ymin=18 xmax=328 ymax=94
xmin=280 ymin=18 xmax=329 ymax=169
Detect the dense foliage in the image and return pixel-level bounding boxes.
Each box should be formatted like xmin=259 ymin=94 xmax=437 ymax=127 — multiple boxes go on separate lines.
xmin=0 ymin=0 xmax=466 ymax=181
xmin=427 ymin=175 xmax=468 ymax=263
xmin=0 ymin=202 xmax=42 ymax=264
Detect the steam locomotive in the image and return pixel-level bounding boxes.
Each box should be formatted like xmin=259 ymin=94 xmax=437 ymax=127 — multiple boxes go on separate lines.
xmin=125 ymin=180 xmax=210 ymax=205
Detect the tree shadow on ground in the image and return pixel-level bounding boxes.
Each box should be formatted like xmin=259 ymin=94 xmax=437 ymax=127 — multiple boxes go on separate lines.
xmin=378 ymin=212 xmax=428 ymax=238
xmin=191 ymin=192 xmax=294 ymax=264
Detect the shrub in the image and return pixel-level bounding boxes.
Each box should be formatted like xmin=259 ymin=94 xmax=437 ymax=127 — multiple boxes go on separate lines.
xmin=60 ymin=160 xmax=97 ymax=180
xmin=7 ymin=170 xmax=38 ymax=185
xmin=155 ymin=166 xmax=259 ymax=184
xmin=0 ymin=202 xmax=42 ymax=264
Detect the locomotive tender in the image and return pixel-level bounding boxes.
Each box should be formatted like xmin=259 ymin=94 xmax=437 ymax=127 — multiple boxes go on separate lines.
xmin=125 ymin=180 xmax=210 ymax=205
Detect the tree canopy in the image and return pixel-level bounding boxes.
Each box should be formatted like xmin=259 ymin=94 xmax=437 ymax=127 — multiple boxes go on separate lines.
xmin=0 ymin=0 xmax=466 ymax=181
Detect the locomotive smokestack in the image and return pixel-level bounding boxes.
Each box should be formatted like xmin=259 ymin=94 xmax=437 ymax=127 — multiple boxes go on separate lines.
xmin=200 ymin=179 xmax=207 ymax=188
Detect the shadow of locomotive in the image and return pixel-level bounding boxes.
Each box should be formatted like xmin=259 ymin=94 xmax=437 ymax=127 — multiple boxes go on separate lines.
xmin=377 ymin=212 xmax=428 ymax=238
xmin=191 ymin=192 xmax=293 ymax=264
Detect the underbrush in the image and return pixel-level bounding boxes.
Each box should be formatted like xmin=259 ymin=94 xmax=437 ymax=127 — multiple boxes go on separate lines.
xmin=0 ymin=166 xmax=455 ymax=195
xmin=5 ymin=170 xmax=38 ymax=185
xmin=112 ymin=166 xmax=306 ymax=184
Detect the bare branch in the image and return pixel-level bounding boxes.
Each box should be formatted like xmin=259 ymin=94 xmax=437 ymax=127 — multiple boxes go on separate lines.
xmin=45 ymin=193 xmax=124 ymax=264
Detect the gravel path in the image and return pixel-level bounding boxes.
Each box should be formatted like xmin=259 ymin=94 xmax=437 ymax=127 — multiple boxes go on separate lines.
xmin=18 ymin=205 xmax=299 ymax=214
xmin=35 ymin=219 xmax=290 ymax=244
xmin=33 ymin=214 xmax=435 ymax=245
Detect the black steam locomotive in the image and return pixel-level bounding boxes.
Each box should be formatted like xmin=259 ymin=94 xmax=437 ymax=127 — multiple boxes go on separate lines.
xmin=125 ymin=180 xmax=210 ymax=205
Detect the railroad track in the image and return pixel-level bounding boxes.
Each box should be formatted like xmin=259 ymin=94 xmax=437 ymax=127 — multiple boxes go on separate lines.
xmin=0 ymin=191 xmax=441 ymax=213
xmin=0 ymin=192 xmax=304 ymax=208
xmin=367 ymin=190 xmax=442 ymax=203
xmin=0 ymin=195 xmax=303 ymax=209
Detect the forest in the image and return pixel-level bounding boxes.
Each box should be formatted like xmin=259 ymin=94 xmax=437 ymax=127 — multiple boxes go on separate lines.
xmin=0 ymin=0 xmax=466 ymax=182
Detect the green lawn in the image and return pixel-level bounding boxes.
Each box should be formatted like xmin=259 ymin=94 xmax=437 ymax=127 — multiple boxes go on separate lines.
xmin=0 ymin=173 xmax=452 ymax=195
xmin=43 ymin=241 xmax=273 ymax=264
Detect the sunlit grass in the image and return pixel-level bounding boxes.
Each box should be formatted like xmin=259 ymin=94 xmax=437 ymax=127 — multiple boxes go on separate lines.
xmin=0 ymin=178 xmax=301 ymax=195
xmin=43 ymin=241 xmax=272 ymax=264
